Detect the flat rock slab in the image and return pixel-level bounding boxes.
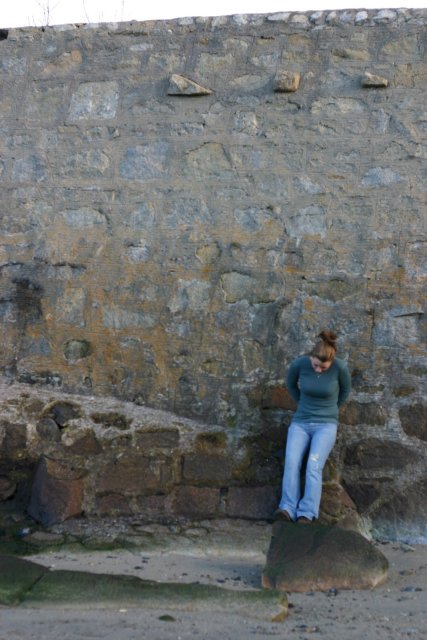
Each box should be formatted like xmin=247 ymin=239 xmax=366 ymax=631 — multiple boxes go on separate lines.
xmin=0 ymin=555 xmax=48 ymax=605
xmin=0 ymin=555 xmax=287 ymax=621
xmin=262 ymin=522 xmax=388 ymax=592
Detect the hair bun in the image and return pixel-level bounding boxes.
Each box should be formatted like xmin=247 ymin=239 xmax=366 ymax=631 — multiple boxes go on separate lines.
xmin=318 ymin=330 xmax=337 ymax=346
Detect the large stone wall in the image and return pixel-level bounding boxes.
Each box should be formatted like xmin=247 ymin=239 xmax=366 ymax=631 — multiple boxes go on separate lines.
xmin=0 ymin=9 xmax=426 ymax=540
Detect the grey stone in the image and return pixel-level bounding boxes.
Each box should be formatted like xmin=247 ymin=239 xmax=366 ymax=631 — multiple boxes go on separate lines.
xmin=168 ymin=279 xmax=212 ymax=313
xmin=290 ymin=14 xmax=310 ymax=27
xmin=12 ymin=154 xmax=46 ymax=183
xmin=68 ymin=81 xmax=119 ymax=121
xmin=59 ymin=149 xmax=111 ymax=177
xmin=355 ymin=11 xmax=369 ymax=24
xmin=61 ymin=208 xmax=107 ymax=228
xmin=374 ymin=9 xmax=397 ymax=22
xmin=361 ymin=167 xmax=403 ymax=187
xmin=186 ymin=142 xmax=233 ymax=177
xmin=102 ymin=306 xmax=156 ymax=329
xmin=120 ymin=143 xmax=170 ymax=180
xmin=285 ymin=205 xmax=327 ymax=238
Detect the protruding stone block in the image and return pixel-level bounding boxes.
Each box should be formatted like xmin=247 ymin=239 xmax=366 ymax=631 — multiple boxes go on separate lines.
xmin=362 ymin=71 xmax=389 ymax=87
xmin=168 ymin=74 xmax=213 ymax=96
xmin=273 ymin=71 xmax=301 ymax=93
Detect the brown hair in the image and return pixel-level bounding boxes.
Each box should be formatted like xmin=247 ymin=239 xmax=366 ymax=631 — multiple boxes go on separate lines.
xmin=310 ymin=330 xmax=337 ymax=363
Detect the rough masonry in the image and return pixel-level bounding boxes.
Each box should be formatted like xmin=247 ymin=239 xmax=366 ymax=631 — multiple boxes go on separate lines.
xmin=0 ymin=9 xmax=426 ymax=541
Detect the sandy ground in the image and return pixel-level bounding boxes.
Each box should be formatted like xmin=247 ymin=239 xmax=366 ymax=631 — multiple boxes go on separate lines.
xmin=0 ymin=541 xmax=426 ymax=640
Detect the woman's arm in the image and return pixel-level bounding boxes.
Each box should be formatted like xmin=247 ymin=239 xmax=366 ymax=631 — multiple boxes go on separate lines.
xmin=337 ymin=362 xmax=352 ymax=407
xmin=286 ymin=358 xmax=301 ymax=405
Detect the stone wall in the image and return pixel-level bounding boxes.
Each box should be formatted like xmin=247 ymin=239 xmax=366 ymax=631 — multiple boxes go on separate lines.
xmin=0 ymin=9 xmax=426 ymax=541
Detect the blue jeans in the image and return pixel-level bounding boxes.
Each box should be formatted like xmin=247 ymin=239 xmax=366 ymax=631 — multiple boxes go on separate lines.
xmin=279 ymin=421 xmax=337 ymax=521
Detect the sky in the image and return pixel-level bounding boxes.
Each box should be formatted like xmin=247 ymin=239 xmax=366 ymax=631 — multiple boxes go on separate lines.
xmin=1 ymin=0 xmax=426 ymax=28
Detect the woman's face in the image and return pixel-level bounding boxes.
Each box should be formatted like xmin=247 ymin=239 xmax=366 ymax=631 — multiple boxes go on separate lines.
xmin=310 ymin=356 xmax=333 ymax=373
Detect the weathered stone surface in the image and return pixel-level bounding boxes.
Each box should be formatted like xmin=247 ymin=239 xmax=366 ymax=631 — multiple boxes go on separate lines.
xmin=28 ymin=457 xmax=85 ymax=526
xmin=262 ymin=522 xmax=388 ymax=592
xmin=274 ymin=71 xmax=301 ymax=92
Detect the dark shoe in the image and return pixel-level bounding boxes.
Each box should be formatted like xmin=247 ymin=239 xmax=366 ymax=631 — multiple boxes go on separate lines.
xmin=274 ymin=509 xmax=292 ymax=522
xmin=297 ymin=516 xmax=313 ymax=524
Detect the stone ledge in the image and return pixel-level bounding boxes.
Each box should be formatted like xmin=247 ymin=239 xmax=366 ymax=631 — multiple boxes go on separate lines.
xmin=5 ymin=8 xmax=427 ymax=37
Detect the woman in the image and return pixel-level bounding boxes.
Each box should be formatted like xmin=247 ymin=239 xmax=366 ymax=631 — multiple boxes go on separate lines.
xmin=276 ymin=330 xmax=351 ymax=524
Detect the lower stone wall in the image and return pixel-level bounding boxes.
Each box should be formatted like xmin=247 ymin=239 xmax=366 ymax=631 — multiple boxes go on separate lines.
xmin=1 ymin=378 xmax=425 ymax=542
xmin=0 ymin=379 xmax=279 ymax=525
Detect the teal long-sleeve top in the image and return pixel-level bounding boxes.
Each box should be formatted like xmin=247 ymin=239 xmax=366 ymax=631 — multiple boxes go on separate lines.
xmin=286 ymin=355 xmax=352 ymax=424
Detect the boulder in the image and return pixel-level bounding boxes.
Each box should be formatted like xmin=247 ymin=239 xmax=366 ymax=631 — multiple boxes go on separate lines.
xmin=262 ymin=521 xmax=388 ymax=592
